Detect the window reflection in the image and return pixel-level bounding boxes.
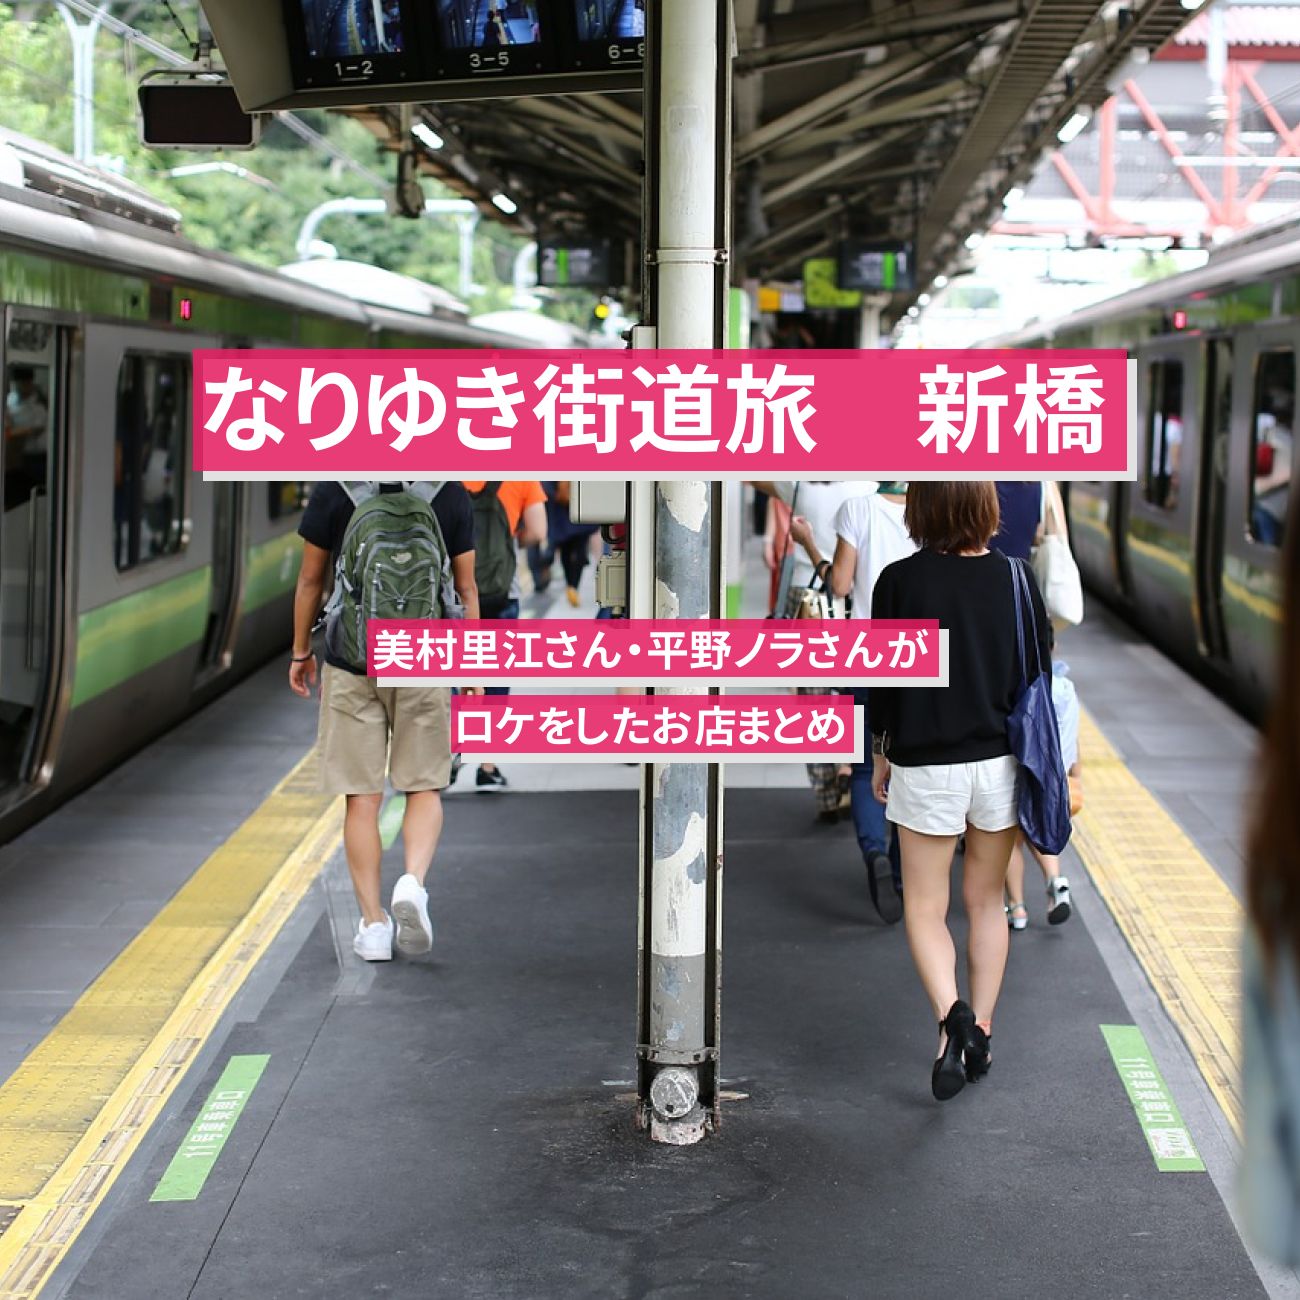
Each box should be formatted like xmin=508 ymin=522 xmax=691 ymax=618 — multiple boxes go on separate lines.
xmin=1250 ymin=349 xmax=1293 ymax=549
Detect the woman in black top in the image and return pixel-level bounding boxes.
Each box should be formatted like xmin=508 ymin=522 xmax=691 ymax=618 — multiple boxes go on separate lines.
xmin=869 ymin=482 xmax=1050 ymax=1101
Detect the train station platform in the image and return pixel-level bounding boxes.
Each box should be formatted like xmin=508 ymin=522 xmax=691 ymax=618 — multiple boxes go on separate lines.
xmin=0 ymin=573 xmax=1293 ymax=1299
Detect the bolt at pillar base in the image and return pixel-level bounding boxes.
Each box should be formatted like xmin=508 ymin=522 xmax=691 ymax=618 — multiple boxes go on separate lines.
xmin=649 ymin=1103 xmax=707 ymax=1146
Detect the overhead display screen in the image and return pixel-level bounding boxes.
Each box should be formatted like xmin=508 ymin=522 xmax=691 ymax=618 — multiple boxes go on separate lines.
xmin=283 ymin=0 xmax=418 ymax=86
xmin=426 ymin=1 xmax=552 ymax=75
xmin=276 ymin=0 xmax=643 ymax=97
xmin=569 ymin=0 xmax=644 ymax=69
xmin=837 ymin=240 xmax=916 ymax=293
xmin=538 ymin=238 xmax=613 ymax=287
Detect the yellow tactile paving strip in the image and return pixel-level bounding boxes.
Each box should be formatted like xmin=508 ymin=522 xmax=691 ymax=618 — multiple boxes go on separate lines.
xmin=1072 ymin=709 xmax=1243 ymax=1137
xmin=0 ymin=753 xmax=341 ymax=1300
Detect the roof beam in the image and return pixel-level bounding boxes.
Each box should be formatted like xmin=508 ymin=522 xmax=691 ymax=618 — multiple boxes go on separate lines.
xmin=735 ymin=35 xmax=970 ymax=164
xmin=737 ymin=2 xmax=1019 ymax=74
xmin=762 ymin=126 xmax=911 ymax=209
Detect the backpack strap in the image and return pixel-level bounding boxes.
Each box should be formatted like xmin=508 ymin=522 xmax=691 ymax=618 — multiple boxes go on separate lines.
xmin=403 ymin=480 xmax=445 ymax=504
xmin=341 ymin=481 xmax=380 ymax=506
xmin=475 ymin=481 xmax=503 ymax=498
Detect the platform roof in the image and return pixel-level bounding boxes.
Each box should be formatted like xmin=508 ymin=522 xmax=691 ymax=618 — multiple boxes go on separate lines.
xmin=348 ymin=0 xmax=1197 ymax=312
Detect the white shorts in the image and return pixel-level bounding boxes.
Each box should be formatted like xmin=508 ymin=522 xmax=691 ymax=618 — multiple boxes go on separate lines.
xmin=886 ymin=755 xmax=1020 ymax=837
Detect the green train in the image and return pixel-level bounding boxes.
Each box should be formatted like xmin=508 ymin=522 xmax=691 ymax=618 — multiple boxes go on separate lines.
xmin=0 ymin=129 xmax=537 ymax=842
xmin=995 ymin=225 xmax=1296 ymax=721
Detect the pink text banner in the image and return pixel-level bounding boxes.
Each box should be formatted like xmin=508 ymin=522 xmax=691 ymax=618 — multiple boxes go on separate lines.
xmin=452 ymin=694 xmax=862 ymax=763
xmin=370 ymin=618 xmax=945 ymax=687
xmin=194 ymin=349 xmax=1134 ymax=481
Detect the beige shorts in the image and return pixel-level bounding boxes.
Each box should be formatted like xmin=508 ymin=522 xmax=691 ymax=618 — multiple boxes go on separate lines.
xmin=886 ymin=755 xmax=1020 ymax=837
xmin=318 ymin=663 xmax=452 ymax=795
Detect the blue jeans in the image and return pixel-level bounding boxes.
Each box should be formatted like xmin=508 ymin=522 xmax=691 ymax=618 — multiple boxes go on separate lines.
xmin=483 ymin=598 xmax=519 ymax=697
xmin=850 ymin=687 xmax=901 ymax=888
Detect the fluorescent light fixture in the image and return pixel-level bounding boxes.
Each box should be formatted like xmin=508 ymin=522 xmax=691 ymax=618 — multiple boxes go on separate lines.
xmin=965 ymin=232 xmax=984 ymax=250
xmin=907 ymin=305 xmax=920 ymax=317
xmin=918 ymin=293 xmax=932 ymax=306
xmin=1003 ymin=186 xmax=1025 ymax=206
xmin=1057 ymin=111 xmax=1091 ymax=144
xmin=933 ymin=274 xmax=949 ymax=289
xmin=412 ymin=122 xmax=444 ymax=150
xmin=491 ymin=193 xmax=518 ymax=215
xmin=1179 ymin=0 xmax=1203 ymax=9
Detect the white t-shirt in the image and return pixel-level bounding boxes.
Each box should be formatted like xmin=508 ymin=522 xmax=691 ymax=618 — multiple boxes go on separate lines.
xmin=833 ymin=493 xmax=916 ymax=617
xmin=773 ymin=480 xmax=878 ymax=588
xmin=1052 ymin=662 xmax=1079 ymax=770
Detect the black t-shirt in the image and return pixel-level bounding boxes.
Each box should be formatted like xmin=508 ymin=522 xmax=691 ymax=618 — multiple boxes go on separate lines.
xmin=299 ymin=481 xmax=474 ymax=673
xmin=868 ymin=548 xmax=1052 ymax=767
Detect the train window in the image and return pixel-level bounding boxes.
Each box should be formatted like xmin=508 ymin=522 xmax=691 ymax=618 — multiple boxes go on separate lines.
xmin=1145 ymin=360 xmax=1184 ymax=511
xmin=1249 ymin=348 xmax=1294 ymax=548
xmin=113 ymin=354 xmax=188 ymax=570
xmin=3 ymin=359 xmax=51 ymax=513
xmin=268 ymin=482 xmax=310 ymax=520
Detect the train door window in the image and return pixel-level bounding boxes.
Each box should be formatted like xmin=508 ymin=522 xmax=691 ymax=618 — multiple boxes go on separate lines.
xmin=114 ymin=354 xmax=188 ymax=570
xmin=1145 ymin=359 xmax=1184 ymax=511
xmin=268 ymin=482 xmax=310 ymax=520
xmin=1249 ymin=348 xmax=1294 ymax=548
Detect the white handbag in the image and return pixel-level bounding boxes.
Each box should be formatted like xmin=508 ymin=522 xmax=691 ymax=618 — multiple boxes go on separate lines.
xmin=1031 ymin=483 xmax=1084 ymax=627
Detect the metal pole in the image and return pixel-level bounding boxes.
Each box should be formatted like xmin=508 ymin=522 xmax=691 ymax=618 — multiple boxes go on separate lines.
xmin=56 ymin=2 xmax=108 ymax=164
xmin=636 ymin=0 xmax=731 ymax=1145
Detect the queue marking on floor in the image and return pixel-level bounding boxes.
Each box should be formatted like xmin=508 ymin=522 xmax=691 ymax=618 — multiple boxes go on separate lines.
xmin=1101 ymin=1025 xmax=1206 ymax=1172
xmin=0 ymin=753 xmax=342 ymax=1300
xmin=149 ymin=1054 xmax=270 ymax=1203
xmin=1072 ymin=710 xmax=1242 ymax=1137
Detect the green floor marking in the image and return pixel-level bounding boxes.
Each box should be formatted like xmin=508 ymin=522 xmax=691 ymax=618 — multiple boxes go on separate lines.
xmin=150 ymin=1055 xmax=270 ymax=1202
xmin=379 ymin=794 xmax=406 ymax=850
xmin=1101 ymin=1025 xmax=1205 ymax=1173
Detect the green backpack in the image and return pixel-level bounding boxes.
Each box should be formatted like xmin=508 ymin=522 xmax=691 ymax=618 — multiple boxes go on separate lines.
xmin=324 ymin=481 xmax=462 ymax=671
xmin=470 ymin=481 xmax=518 ymax=615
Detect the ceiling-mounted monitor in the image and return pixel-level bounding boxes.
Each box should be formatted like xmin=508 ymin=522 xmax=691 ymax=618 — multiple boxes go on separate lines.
xmin=423 ymin=1 xmax=554 ymax=78
xmin=281 ymin=0 xmax=419 ymax=87
xmin=538 ymin=238 xmax=613 ymax=287
xmin=567 ymin=0 xmax=644 ymax=72
xmin=837 ymin=240 xmax=916 ymax=293
xmin=209 ymin=0 xmax=642 ymax=108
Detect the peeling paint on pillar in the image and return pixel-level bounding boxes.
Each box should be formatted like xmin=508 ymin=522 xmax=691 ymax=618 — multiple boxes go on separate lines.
xmin=648 ymin=479 xmax=713 ymax=1063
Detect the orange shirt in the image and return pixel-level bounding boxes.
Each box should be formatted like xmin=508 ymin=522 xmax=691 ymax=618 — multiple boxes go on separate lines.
xmin=462 ymin=481 xmax=545 ymax=534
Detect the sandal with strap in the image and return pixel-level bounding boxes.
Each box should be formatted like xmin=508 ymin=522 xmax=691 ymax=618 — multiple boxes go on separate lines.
xmin=965 ymin=1022 xmax=992 ymax=1082
xmin=1005 ymin=901 xmax=1028 ymax=932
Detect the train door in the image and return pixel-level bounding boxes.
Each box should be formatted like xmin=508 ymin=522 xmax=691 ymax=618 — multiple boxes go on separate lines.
xmin=1194 ymin=335 xmax=1232 ymax=664
xmin=0 ymin=311 xmax=67 ymax=796
xmin=197 ymin=482 xmax=245 ymax=678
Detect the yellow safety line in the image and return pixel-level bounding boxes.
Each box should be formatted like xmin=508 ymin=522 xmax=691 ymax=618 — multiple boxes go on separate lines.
xmin=0 ymin=753 xmax=341 ymax=1300
xmin=1072 ymin=710 xmax=1243 ymax=1137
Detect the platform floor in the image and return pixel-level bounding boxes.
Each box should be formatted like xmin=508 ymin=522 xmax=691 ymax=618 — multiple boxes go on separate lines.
xmin=0 ymin=569 xmax=1289 ymax=1300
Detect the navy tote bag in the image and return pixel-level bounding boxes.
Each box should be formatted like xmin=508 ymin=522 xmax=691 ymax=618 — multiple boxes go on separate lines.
xmin=1007 ymin=557 xmax=1073 ymax=855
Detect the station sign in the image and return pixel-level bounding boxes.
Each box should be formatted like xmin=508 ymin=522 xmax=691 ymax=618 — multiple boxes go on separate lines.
xmin=538 ymin=239 xmax=614 ymax=288
xmin=837 ymin=239 xmax=915 ymax=294
xmin=201 ymin=0 xmax=643 ymax=111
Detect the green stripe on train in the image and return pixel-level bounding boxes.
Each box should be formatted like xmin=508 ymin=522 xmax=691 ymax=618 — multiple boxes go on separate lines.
xmin=243 ymin=532 xmax=303 ymax=613
xmin=72 ymin=568 xmax=211 ymax=708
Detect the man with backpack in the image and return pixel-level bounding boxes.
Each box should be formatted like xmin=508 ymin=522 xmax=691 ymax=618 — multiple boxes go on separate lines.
xmin=290 ymin=480 xmax=480 ymax=963
xmin=459 ymin=480 xmax=547 ymax=791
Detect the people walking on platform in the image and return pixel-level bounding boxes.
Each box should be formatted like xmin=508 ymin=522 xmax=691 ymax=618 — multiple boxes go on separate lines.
xmin=459 ymin=480 xmax=547 ymax=792
xmin=788 ymin=483 xmax=915 ymax=923
xmin=1243 ymin=497 xmax=1300 ymax=1262
xmin=1005 ymin=626 xmax=1080 ymax=930
xmin=869 ymin=482 xmax=1051 ymax=1100
xmin=992 ymin=481 xmax=1044 ymax=561
xmin=755 ymin=480 xmax=879 ymax=823
xmin=291 ymin=481 xmax=481 ymax=963
xmin=528 ymin=481 xmax=599 ymax=607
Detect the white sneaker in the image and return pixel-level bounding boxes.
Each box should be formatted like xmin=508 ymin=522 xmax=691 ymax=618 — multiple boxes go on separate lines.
xmin=391 ymin=873 xmax=433 ymax=955
xmin=353 ymin=912 xmax=394 ymax=961
xmin=1047 ymin=876 xmax=1072 ymax=926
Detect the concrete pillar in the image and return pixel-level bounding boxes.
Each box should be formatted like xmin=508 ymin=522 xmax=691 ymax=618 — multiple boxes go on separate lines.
xmin=636 ymin=0 xmax=731 ymax=1144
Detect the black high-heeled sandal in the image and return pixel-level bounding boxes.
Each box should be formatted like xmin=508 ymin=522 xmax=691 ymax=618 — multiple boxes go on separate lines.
xmin=964 ymin=1023 xmax=992 ymax=1082
xmin=932 ymin=1000 xmax=974 ymax=1101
